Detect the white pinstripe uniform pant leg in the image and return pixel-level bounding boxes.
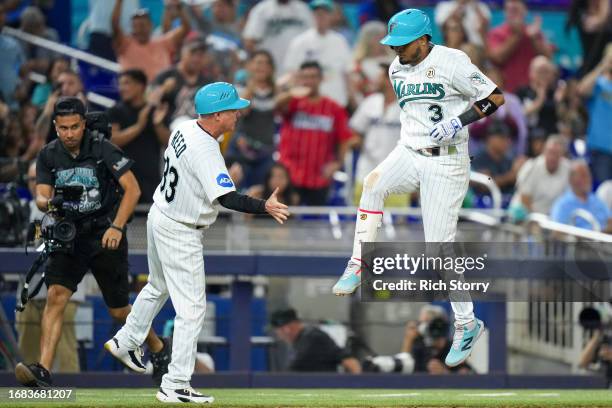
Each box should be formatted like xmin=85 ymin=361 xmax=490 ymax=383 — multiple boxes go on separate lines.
xmin=359 ymin=145 xmax=419 ymax=211
xmin=359 ymin=143 xmax=474 ymax=324
xmin=116 ymin=205 xmax=207 ymax=390
xmin=418 ymin=143 xmax=473 ymax=324
xmin=115 ymin=206 xmax=170 ymax=349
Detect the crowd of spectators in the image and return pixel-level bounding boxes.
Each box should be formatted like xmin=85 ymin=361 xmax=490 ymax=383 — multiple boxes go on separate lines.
xmin=0 ymin=0 xmax=610 ymax=232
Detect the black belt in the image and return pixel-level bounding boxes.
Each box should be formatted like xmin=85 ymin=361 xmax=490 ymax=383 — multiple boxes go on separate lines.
xmin=416 ymin=145 xmax=458 ymax=157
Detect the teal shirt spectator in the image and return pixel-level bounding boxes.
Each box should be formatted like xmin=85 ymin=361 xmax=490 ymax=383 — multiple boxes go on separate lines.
xmin=31 ymin=82 xmax=52 ymax=107
xmin=0 ymin=34 xmax=25 ymax=108
xmin=550 ymin=189 xmax=610 ymax=231
xmin=586 ymin=76 xmax=612 ymax=155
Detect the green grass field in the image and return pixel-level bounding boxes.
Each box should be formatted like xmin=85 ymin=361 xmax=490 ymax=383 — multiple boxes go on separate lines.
xmin=1 ymin=389 xmax=612 ymax=407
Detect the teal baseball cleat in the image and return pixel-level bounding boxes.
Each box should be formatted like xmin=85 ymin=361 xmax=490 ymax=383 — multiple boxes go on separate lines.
xmin=332 ymin=259 xmax=362 ymax=296
xmin=445 ymin=318 xmax=485 ymax=367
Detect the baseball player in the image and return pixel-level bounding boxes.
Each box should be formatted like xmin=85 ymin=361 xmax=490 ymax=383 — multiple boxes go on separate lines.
xmin=332 ymin=9 xmax=505 ymax=367
xmin=104 ymin=82 xmax=289 ymax=403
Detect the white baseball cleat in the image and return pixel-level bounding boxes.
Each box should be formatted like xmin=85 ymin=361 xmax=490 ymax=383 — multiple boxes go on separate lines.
xmin=104 ymin=337 xmax=146 ymax=373
xmin=332 ymin=259 xmax=362 ymax=296
xmin=156 ymin=387 xmax=214 ymax=404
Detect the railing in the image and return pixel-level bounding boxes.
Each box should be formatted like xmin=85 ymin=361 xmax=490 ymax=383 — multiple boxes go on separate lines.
xmin=2 ymin=27 xmax=119 ymax=109
xmin=2 ymin=27 xmax=120 ymax=73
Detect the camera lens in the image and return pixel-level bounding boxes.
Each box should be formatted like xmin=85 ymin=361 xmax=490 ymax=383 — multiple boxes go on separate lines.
xmin=54 ymin=220 xmax=77 ymax=242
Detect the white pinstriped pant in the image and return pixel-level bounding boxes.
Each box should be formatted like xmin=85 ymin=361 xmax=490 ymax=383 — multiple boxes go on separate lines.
xmin=360 ymin=143 xmax=470 ymax=242
xmin=115 ymin=204 xmax=207 ymax=390
xmin=359 ymin=142 xmax=474 ymax=324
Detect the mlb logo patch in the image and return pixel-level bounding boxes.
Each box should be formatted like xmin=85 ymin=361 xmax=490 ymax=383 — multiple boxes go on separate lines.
xmin=216 ymin=173 xmax=234 ymax=188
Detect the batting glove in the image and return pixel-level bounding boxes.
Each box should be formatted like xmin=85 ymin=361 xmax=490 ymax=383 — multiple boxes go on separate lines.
xmin=429 ymin=117 xmax=463 ymax=144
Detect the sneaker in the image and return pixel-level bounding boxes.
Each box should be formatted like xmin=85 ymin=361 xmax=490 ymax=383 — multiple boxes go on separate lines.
xmin=104 ymin=337 xmax=146 ymax=373
xmin=332 ymin=259 xmax=362 ymax=296
xmin=150 ymin=337 xmax=172 ymax=386
xmin=156 ymin=387 xmax=214 ymax=404
xmin=445 ymin=319 xmax=485 ymax=367
xmin=15 ymin=363 xmax=52 ymax=387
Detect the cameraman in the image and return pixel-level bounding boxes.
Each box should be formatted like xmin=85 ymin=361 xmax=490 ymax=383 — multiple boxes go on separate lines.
xmin=15 ymin=97 xmax=169 ymax=387
xmin=579 ymin=329 xmax=612 ymax=384
xmin=403 ymin=305 xmax=473 ymax=374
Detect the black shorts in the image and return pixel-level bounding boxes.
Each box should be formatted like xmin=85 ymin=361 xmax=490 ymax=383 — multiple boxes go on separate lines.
xmin=45 ymin=232 xmax=130 ymax=309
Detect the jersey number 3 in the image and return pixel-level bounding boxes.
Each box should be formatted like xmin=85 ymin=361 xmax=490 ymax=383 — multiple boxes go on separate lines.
xmin=160 ymin=156 xmax=179 ymax=203
xmin=428 ymin=104 xmax=443 ymax=123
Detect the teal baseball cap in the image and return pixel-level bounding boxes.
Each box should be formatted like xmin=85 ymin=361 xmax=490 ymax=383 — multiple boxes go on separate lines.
xmin=194 ymin=82 xmax=250 ymax=115
xmin=380 ymin=9 xmax=432 ymax=47
xmin=310 ymin=0 xmax=334 ymax=11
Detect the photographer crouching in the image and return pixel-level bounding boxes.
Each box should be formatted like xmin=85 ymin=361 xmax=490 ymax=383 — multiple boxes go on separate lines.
xmin=15 ymin=97 xmax=169 ymax=387
xmin=578 ymin=303 xmax=612 ymax=386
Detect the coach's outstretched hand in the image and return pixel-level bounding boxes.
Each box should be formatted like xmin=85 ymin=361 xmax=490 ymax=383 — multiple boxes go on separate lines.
xmin=265 ymin=188 xmax=290 ymax=224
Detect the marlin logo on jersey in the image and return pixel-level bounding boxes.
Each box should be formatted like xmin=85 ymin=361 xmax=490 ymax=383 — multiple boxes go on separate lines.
xmin=216 ymin=173 xmax=234 ymax=188
xmin=393 ymin=80 xmax=445 ymax=108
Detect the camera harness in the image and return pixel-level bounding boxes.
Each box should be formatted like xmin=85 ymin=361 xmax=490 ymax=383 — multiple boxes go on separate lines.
xmin=16 ymin=131 xmax=121 ymax=312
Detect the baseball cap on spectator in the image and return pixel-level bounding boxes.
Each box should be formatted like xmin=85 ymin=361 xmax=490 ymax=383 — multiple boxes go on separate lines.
xmin=53 ymin=97 xmax=86 ymax=119
xmin=270 ymin=308 xmax=299 ymax=328
xmin=131 ymin=8 xmax=150 ymax=19
xmin=486 ymin=121 xmax=511 ymax=138
xmin=310 ymin=0 xmax=334 ymax=11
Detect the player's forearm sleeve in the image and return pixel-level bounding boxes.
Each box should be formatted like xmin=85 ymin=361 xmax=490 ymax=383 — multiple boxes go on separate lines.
xmin=217 ymin=191 xmax=267 ymax=214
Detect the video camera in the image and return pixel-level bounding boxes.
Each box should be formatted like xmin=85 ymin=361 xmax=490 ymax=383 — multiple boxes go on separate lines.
xmin=85 ymin=111 xmax=111 ymax=140
xmin=38 ymin=185 xmax=84 ymax=253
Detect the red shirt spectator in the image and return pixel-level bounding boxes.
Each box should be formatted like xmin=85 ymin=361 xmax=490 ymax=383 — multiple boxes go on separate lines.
xmin=487 ymin=0 xmax=553 ymax=93
xmin=277 ymin=62 xmax=352 ymax=205
xmin=279 ymin=96 xmax=351 ymax=189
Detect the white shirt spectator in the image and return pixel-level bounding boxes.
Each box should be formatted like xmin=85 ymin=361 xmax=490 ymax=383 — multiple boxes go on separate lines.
xmin=596 ymin=180 xmax=612 ymax=210
xmin=434 ymin=1 xmax=491 ymax=47
xmin=243 ymin=0 xmax=313 ymax=69
xmin=284 ymin=28 xmax=352 ymax=106
xmin=350 ymin=93 xmax=401 ymax=182
xmin=518 ymin=155 xmax=570 ymax=214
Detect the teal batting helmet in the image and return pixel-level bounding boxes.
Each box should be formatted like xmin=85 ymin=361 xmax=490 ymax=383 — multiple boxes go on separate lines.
xmin=194 ymin=82 xmax=250 ymax=115
xmin=380 ymin=9 xmax=432 ymax=47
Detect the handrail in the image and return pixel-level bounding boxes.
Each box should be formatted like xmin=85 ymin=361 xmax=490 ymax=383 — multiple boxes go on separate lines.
xmin=527 ymin=212 xmax=612 ymax=242
xmin=570 ymin=208 xmax=602 ymax=232
xmin=470 ymin=170 xmax=502 ymax=212
xmin=2 ymin=27 xmax=120 ymax=73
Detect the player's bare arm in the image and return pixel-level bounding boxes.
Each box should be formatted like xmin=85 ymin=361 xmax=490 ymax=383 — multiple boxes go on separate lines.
xmin=430 ymin=89 xmax=505 ymax=144
xmin=111 ymin=0 xmax=125 ymax=51
xmin=102 ymin=170 xmax=141 ymax=250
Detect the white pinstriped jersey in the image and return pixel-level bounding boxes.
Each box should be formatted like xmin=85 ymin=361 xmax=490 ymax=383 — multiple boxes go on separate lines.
xmin=153 ymin=119 xmax=236 ymax=227
xmin=389 ymin=45 xmax=497 ymax=150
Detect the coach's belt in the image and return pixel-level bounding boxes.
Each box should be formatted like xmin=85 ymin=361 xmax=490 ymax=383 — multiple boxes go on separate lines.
xmin=416 ymin=145 xmax=458 ymax=157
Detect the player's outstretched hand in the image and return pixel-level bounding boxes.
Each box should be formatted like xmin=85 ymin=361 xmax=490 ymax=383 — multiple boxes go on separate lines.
xmin=265 ymin=187 xmax=290 ymax=224
xmin=429 ymin=117 xmax=463 ymax=144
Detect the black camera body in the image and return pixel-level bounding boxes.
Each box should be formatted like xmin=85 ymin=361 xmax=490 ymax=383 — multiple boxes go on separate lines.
xmin=40 ymin=185 xmax=83 ymax=253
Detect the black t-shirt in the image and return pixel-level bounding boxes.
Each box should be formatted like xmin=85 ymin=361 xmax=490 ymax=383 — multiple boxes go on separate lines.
xmin=107 ymin=102 xmax=165 ymax=203
xmin=290 ymin=326 xmax=350 ymax=372
xmin=36 ymin=131 xmax=133 ymax=218
xmin=233 ymin=87 xmax=276 ymax=156
xmin=153 ymin=68 xmax=211 ymax=121
xmin=472 ymin=149 xmax=513 ymax=194
xmin=515 ymin=86 xmax=558 ymax=136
